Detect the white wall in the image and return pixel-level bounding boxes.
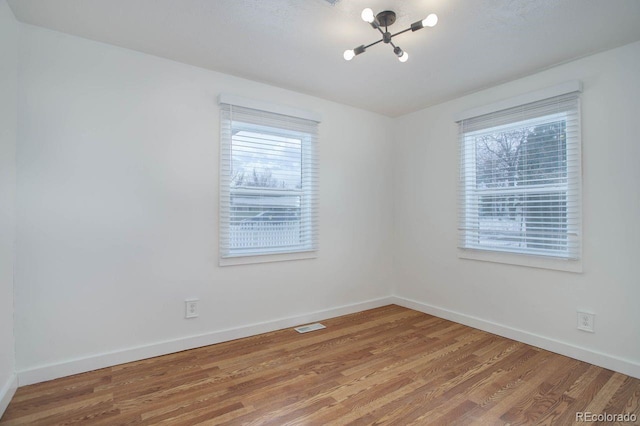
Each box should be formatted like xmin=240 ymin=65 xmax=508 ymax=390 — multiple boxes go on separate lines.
xmin=15 ymin=24 xmax=394 ymax=381
xmin=393 ymin=40 xmax=640 ymax=378
xmin=11 ymin=16 xmax=640 ymax=386
xmin=0 ymin=0 xmax=18 ymax=414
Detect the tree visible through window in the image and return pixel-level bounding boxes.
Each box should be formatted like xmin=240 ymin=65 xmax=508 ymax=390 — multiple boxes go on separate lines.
xmin=458 ymin=91 xmax=581 ymax=260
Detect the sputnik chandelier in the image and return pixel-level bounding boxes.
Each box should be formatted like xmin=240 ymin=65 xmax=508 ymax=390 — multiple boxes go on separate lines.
xmin=344 ymin=8 xmax=438 ymax=63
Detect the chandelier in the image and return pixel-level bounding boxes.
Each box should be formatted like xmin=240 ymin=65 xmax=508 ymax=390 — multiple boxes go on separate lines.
xmin=344 ymin=8 xmax=438 ymax=63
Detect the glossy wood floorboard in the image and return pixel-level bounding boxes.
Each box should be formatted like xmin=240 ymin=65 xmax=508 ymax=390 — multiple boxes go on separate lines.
xmin=2 ymin=305 xmax=639 ymax=425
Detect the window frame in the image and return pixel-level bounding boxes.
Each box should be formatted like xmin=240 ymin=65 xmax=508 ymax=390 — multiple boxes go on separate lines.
xmin=455 ymin=82 xmax=583 ymax=272
xmin=218 ymin=95 xmax=320 ymax=266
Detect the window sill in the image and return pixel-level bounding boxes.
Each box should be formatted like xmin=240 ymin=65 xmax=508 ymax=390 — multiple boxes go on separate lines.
xmin=458 ymin=248 xmax=582 ymax=273
xmin=219 ymin=250 xmax=317 ymax=267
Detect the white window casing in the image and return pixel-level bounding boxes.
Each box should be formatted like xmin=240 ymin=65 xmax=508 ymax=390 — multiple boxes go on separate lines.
xmin=219 ymin=95 xmax=320 ymax=265
xmin=456 ymin=82 xmax=582 ymax=271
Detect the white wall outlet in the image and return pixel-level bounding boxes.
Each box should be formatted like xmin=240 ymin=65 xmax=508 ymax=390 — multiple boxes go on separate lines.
xmin=577 ymin=311 xmax=595 ymax=333
xmin=185 ymin=299 xmax=199 ymax=319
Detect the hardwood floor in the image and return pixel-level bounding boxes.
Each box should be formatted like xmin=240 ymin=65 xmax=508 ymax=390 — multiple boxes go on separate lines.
xmin=2 ymin=305 xmax=639 ymax=425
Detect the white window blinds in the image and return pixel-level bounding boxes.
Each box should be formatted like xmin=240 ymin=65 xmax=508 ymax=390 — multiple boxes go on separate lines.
xmin=457 ymin=87 xmax=581 ymax=260
xmin=219 ymin=100 xmax=319 ymax=259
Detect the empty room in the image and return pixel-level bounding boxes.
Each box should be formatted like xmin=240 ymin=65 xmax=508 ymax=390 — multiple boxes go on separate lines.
xmin=1 ymin=0 xmax=639 ymax=424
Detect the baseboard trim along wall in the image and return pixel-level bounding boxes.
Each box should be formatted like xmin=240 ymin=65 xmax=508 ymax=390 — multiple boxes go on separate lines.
xmin=0 ymin=374 xmax=18 ymax=417
xmin=17 ymin=296 xmax=394 ymax=386
xmin=391 ymin=296 xmax=640 ymax=380
xmin=15 ymin=295 xmax=640 ymax=387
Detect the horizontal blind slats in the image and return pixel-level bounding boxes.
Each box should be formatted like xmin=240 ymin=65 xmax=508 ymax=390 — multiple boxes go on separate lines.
xmin=220 ymin=102 xmax=319 ymax=258
xmin=458 ymin=90 xmax=581 ymax=260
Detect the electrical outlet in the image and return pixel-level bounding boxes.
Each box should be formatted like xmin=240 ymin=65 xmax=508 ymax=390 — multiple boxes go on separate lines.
xmin=185 ymin=299 xmax=199 ymax=319
xmin=577 ymin=311 xmax=594 ymax=333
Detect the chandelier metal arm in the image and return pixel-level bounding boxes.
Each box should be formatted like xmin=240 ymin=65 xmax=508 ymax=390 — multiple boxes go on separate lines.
xmin=390 ymin=27 xmax=412 ymax=39
xmin=360 ymin=30 xmax=406 ymax=53
xmin=363 ymin=39 xmax=384 ymax=50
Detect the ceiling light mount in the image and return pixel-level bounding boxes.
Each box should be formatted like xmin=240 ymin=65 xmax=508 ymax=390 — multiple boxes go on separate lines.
xmin=345 ymin=8 xmax=438 ymax=63
xmin=375 ymin=10 xmax=396 ymax=27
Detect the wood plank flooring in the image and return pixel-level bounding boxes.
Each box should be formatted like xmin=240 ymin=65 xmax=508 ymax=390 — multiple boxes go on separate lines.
xmin=2 ymin=305 xmax=639 ymax=425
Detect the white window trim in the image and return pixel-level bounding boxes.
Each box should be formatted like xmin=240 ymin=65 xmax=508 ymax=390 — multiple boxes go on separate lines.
xmin=218 ymin=94 xmax=322 ymax=123
xmin=453 ymin=81 xmax=582 ymax=122
xmin=455 ymin=82 xmax=583 ymax=273
xmin=219 ymin=250 xmax=317 ymax=267
xmin=458 ymin=248 xmax=583 ymax=273
xmin=218 ymin=96 xmax=320 ymax=266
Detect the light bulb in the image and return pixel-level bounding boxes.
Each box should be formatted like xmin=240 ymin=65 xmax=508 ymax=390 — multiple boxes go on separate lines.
xmin=343 ymin=49 xmax=355 ymax=61
xmin=399 ymin=52 xmax=409 ymax=62
xmin=422 ymin=13 xmax=438 ymax=27
xmin=361 ymin=8 xmax=375 ymax=23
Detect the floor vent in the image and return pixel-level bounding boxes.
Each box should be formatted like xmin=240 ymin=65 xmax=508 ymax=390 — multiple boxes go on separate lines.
xmin=294 ymin=323 xmax=326 ymax=333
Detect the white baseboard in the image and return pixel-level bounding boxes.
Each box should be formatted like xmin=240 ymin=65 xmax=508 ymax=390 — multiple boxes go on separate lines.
xmin=17 ymin=296 xmax=394 ymax=386
xmin=15 ymin=294 xmax=640 ymax=387
xmin=391 ymin=296 xmax=640 ymax=380
xmin=0 ymin=374 xmax=18 ymax=417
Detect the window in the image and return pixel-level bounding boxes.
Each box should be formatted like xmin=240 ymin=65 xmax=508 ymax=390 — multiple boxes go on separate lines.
xmin=219 ymin=96 xmax=319 ymax=263
xmin=456 ymin=83 xmax=581 ymax=265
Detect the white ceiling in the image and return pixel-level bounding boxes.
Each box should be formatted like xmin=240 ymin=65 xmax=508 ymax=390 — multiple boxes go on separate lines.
xmin=8 ymin=0 xmax=640 ymax=117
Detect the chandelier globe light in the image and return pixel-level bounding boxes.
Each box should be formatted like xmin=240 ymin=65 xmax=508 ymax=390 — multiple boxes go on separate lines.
xmin=344 ymin=8 xmax=438 ymax=63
